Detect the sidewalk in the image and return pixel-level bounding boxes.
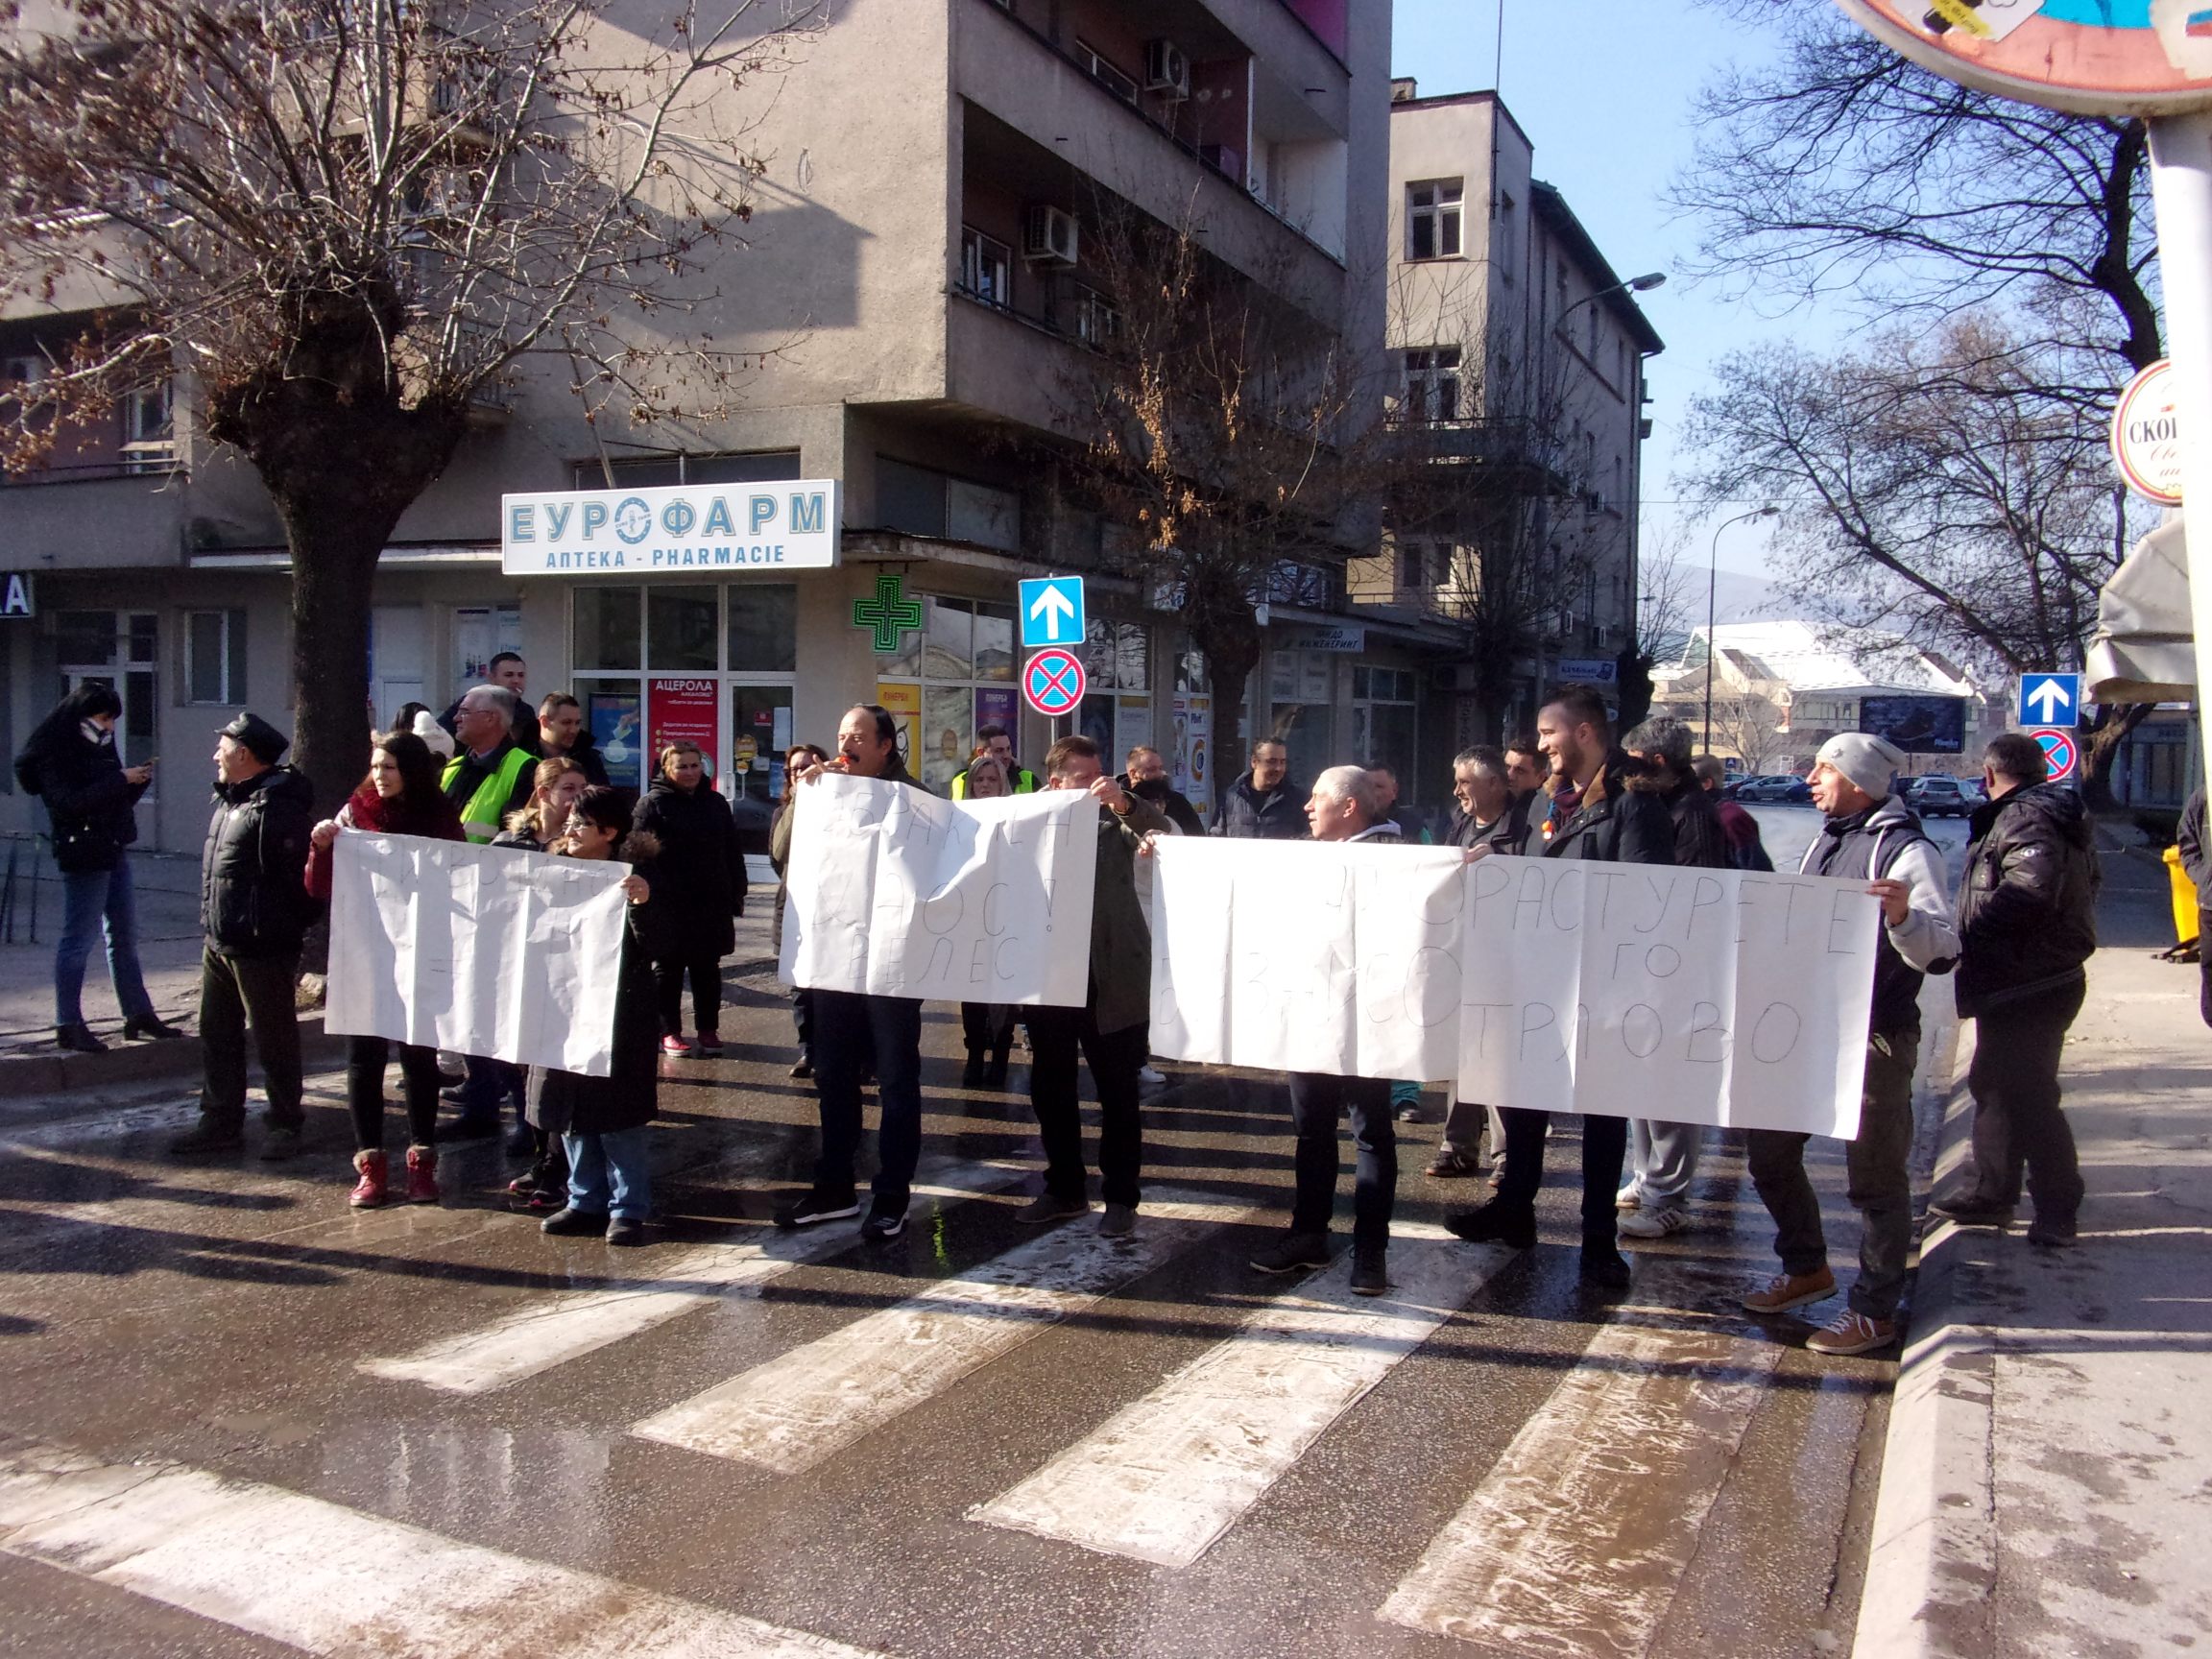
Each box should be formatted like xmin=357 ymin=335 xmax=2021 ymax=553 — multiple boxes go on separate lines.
xmin=0 ymin=846 xmax=208 ymax=1056
xmin=1858 ymin=838 xmax=2212 ymax=1656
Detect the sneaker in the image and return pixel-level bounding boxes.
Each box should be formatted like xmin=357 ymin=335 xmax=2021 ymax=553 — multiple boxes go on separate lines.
xmin=861 ymin=1204 xmax=906 ymax=1243
xmin=403 ymin=1144 xmax=439 ymax=1205
xmin=1927 ymin=1195 xmax=2015 ymax=1229
xmin=1137 ymin=1064 xmax=1166 ymax=1087
xmin=775 ymin=1190 xmax=862 ymax=1229
xmin=1394 ymin=1104 xmax=1421 ymax=1123
xmin=1618 ymin=1203 xmax=1690 ymax=1240
xmin=2027 ymin=1214 xmax=2079 ymax=1249
xmin=1615 ymin=1184 xmax=1645 ymax=1213
xmin=1806 ymin=1309 xmax=1896 ymax=1357
xmin=1579 ymin=1247 xmax=1632 ymax=1292
xmin=121 ymin=1014 xmax=186 ymax=1042
xmin=1425 ymin=1147 xmax=1482 ymax=1179
xmin=695 ymin=1032 xmax=723 ymax=1056
xmin=1742 ymin=1266 xmax=1839 ymax=1315
xmin=1016 ymin=1193 xmax=1090 ymax=1225
xmin=789 ymin=1058 xmax=814 ymax=1080
xmin=1444 ymin=1203 xmax=1536 ymax=1249
xmin=661 ymin=1034 xmax=692 ymax=1057
xmin=1249 ymin=1231 xmax=1333 ymax=1275
xmin=541 ymin=1206 xmax=609 ymax=1237
xmin=258 ymin=1125 xmax=302 ymax=1163
xmin=169 ymin=1116 xmax=244 ymax=1155
xmin=1350 ymin=1246 xmax=1388 ymax=1296
xmin=606 ymin=1216 xmax=648 ymax=1247
xmin=348 ymin=1149 xmax=390 ymax=1209
xmin=1099 ymin=1203 xmax=1137 ymax=1238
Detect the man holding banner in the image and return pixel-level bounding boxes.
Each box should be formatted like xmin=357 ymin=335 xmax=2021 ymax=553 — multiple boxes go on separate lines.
xmin=1445 ymin=685 xmax=1675 ymax=1291
xmin=1743 ymin=734 xmax=1958 ymax=1357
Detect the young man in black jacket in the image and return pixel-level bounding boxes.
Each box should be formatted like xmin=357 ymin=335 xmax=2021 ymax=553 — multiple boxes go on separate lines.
xmin=1933 ymin=732 xmax=2100 ymax=1246
xmin=1445 ymin=685 xmax=1675 ymax=1290
xmin=1213 ymin=738 xmax=1307 ymax=839
xmin=173 ymin=713 xmax=318 ymax=1160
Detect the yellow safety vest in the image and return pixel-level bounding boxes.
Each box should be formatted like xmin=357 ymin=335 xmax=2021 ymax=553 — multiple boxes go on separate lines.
xmin=443 ymin=746 xmax=534 ymax=844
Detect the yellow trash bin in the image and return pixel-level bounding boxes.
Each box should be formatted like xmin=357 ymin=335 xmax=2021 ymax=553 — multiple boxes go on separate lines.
xmin=2165 ymin=844 xmax=2200 ymax=948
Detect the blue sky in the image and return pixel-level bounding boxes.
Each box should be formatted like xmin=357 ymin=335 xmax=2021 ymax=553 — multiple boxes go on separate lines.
xmin=1389 ymin=0 xmax=1835 ymax=577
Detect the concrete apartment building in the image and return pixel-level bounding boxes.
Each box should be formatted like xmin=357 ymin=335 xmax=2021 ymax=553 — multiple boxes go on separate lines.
xmin=0 ymin=0 xmax=1400 ymax=854
xmin=1355 ymin=82 xmax=1664 ymax=757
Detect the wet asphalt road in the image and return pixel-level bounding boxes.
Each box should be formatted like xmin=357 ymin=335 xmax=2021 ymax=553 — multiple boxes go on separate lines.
xmin=0 ymin=820 xmax=1948 ymax=1659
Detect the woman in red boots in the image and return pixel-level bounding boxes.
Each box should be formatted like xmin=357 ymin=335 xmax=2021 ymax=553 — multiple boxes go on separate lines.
xmin=305 ymin=730 xmax=466 ymax=1207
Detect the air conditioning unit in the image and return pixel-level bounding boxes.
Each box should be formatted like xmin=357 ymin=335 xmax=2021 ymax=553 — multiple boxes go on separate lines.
xmin=1144 ymin=38 xmax=1191 ymax=98
xmin=1022 ymin=204 xmax=1080 ymax=266
xmin=1199 ymin=144 xmax=1242 ymax=181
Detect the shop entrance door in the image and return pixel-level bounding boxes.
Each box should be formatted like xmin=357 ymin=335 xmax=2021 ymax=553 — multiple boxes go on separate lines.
xmin=728 ymin=683 xmax=793 ymax=855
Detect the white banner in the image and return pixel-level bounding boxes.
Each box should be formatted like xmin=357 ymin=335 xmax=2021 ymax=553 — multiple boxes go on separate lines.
xmin=1150 ymin=840 xmax=1881 ymax=1138
xmin=780 ymin=776 xmax=1098 ymax=1005
xmin=325 ymin=835 xmax=633 ymax=1076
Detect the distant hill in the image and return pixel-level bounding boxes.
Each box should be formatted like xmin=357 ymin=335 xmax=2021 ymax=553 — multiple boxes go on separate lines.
xmin=1646 ymin=570 xmax=1790 ymax=661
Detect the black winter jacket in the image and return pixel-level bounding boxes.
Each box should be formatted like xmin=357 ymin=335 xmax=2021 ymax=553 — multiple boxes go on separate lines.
xmin=1540 ymin=754 xmax=1675 ymax=867
xmin=1451 ymin=789 xmax=1534 ymax=857
xmin=1955 ymin=782 xmax=2100 ymax=1017
xmin=526 ymin=830 xmax=663 ymax=1137
xmin=1214 ymin=771 xmax=1309 ymax=840
xmin=201 ymin=766 xmax=319 ymax=957
xmin=632 ymin=778 xmax=748 ymax=959
xmin=1121 ymin=775 xmax=1206 ymax=838
xmin=1630 ymin=774 xmax=1729 ymax=870
xmin=12 ymin=705 xmax=145 ymax=874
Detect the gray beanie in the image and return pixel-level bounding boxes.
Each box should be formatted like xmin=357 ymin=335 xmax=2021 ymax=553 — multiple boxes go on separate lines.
xmin=1813 ymin=733 xmax=1907 ymax=800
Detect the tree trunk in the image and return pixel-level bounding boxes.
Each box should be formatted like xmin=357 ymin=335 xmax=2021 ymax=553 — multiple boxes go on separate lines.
xmin=2080 ymin=702 xmax=2155 ymax=810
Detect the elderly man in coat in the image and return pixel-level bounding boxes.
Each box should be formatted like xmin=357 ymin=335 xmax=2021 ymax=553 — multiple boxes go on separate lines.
xmin=1016 ymin=733 xmax=1174 ymax=1238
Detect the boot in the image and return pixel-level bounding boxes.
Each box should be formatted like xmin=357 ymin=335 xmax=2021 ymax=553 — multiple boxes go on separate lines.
xmin=982 ymin=1049 xmax=1010 ymax=1090
xmin=962 ymin=1052 xmax=985 ymax=1090
xmin=122 ymin=1013 xmax=186 ymax=1041
xmin=349 ymin=1149 xmax=391 ymax=1209
xmin=55 ymin=1022 xmax=107 ymax=1054
xmin=404 ymin=1144 xmax=440 ymax=1205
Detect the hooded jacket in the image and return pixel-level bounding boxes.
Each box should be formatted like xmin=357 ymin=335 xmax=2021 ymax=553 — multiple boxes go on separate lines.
xmin=1801 ymin=794 xmax=1960 ymax=1037
xmin=632 ymin=775 xmax=749 ymax=959
xmin=1955 ymin=781 xmax=2099 ymax=1017
xmin=1540 ymin=753 xmax=1675 ymax=867
xmin=12 ymin=690 xmax=146 ymax=874
xmin=201 ymin=765 xmax=319 ymax=957
xmin=1214 ymin=770 xmax=1309 ymax=840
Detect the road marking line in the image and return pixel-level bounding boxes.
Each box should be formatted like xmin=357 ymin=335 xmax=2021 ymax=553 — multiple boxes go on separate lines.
xmin=0 ymin=1439 xmax=884 ymax=1658
xmin=968 ymin=1236 xmax=1505 ymax=1568
xmin=631 ymin=1190 xmax=1240 ymax=1474
xmin=1376 ymin=1319 xmax=1782 ymax=1653
xmin=360 ymin=1160 xmax=1022 ymax=1395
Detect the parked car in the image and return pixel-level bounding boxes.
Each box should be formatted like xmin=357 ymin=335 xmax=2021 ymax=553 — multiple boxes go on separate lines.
xmin=1904 ymin=775 xmax=1976 ymax=817
xmin=1739 ymin=774 xmax=1812 ymax=804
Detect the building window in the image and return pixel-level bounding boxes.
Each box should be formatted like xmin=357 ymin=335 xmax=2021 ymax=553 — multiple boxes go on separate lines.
xmin=567 ymin=450 xmax=802 ymax=490
xmin=121 ymin=381 xmax=175 ymax=474
xmin=1407 ymin=179 xmax=1463 ymax=260
xmin=959 ymin=226 xmax=1012 ymax=308
xmin=877 ymin=456 xmax=1022 ymax=552
xmin=1269 ymin=646 xmax=1334 ymax=784
xmin=54 ymin=611 xmax=158 ymax=775
xmin=1076 ymin=39 xmax=1138 ymax=103
xmin=1079 ymin=617 xmax=1152 ymax=764
xmin=1068 ymin=282 xmax=1119 ymax=348
xmin=1403 ymin=348 xmax=1461 ymax=422
xmin=183 ymin=609 xmax=247 ymax=705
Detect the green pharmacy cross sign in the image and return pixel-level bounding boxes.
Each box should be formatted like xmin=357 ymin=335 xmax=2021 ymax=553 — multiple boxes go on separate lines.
xmin=852 ymin=573 xmax=923 ymax=653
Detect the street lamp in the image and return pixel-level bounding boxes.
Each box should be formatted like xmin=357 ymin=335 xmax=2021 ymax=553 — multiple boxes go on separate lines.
xmin=1556 ymin=271 xmax=1667 ymax=331
xmin=1704 ymin=505 xmax=1780 ymax=757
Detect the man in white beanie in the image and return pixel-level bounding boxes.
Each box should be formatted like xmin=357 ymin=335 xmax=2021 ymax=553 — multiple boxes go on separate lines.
xmin=1741 ymin=732 xmax=1960 ymax=1357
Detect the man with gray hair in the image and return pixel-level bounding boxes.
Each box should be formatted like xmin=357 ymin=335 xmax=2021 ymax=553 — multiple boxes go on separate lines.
xmin=1247 ymin=763 xmax=1405 ymax=1296
xmin=442 ymin=685 xmax=538 ymax=846
xmin=1429 ymin=745 xmax=1531 ymax=1177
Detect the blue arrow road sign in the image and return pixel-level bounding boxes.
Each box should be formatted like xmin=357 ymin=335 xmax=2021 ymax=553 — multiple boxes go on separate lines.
xmin=1019 ymin=576 xmax=1086 ymax=649
xmin=2017 ymin=673 xmax=2080 ymax=729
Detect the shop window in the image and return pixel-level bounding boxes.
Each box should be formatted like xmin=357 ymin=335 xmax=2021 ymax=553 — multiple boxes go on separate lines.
xmin=573 ymin=587 xmax=642 ymax=671
xmin=646 ymin=585 xmax=718 ymax=671
xmin=1354 ymin=664 xmax=1419 ymax=797
xmin=54 ymin=611 xmax=158 ymax=773
xmin=1269 ymin=646 xmax=1334 ymax=784
xmin=876 ymin=593 xmax=1021 ymax=792
xmin=453 ymin=605 xmax=521 ymax=686
xmin=1079 ymin=618 xmax=1152 ymax=764
xmin=183 ymin=609 xmax=247 ymax=705
xmin=727 ymin=582 xmax=797 ymax=673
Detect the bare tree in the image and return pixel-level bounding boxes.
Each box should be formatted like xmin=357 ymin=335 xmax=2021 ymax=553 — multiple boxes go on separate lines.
xmin=0 ymin=0 xmax=814 ymax=809
xmin=1683 ymin=315 xmax=2150 ymax=793
xmin=1634 ymin=519 xmax=1700 ymax=670
xmin=1048 ymin=194 xmax=1373 ymax=771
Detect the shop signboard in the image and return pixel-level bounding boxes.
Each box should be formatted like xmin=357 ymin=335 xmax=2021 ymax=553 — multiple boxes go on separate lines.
xmin=501 ymin=480 xmax=840 ymax=575
xmin=1 ymin=571 xmax=32 ymax=618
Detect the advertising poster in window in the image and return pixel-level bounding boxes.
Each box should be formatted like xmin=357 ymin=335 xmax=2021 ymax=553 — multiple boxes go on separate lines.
xmin=1171 ymin=693 xmax=1212 ymax=820
xmin=876 ymin=681 xmax=922 ymax=771
xmin=974 ymin=685 xmax=1017 ymax=738
xmin=923 ymin=683 xmax=970 ymax=794
xmin=1858 ymin=694 xmax=1965 ymax=756
xmin=588 ymin=691 xmax=643 ymax=790
xmin=647 ymin=677 xmax=722 ymax=784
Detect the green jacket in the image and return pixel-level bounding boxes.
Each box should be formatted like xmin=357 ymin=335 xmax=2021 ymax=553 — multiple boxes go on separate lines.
xmin=1086 ymin=790 xmax=1172 ymax=1035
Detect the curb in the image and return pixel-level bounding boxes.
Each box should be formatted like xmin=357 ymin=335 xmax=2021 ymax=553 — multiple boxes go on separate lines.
xmin=0 ymin=1017 xmax=347 ymax=1095
xmin=1853 ymin=1035 xmax=1997 ymax=1658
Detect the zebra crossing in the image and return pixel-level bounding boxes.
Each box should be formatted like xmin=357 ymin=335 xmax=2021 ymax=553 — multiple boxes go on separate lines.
xmin=2 ymin=1108 xmax=1881 ymax=1659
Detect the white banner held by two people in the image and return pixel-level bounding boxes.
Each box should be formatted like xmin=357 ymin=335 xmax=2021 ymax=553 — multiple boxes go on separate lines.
xmin=780 ymin=774 xmax=1099 ymax=1006
xmin=325 ymin=835 xmax=634 ymax=1076
xmin=1148 ymin=838 xmax=1881 ymax=1140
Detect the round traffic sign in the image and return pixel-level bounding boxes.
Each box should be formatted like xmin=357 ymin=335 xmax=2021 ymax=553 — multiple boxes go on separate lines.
xmin=1837 ymin=2 xmax=2212 ymax=117
xmin=1022 ymin=647 xmax=1087 ymax=717
xmin=2032 ymin=727 xmax=2080 ymax=781
xmin=2112 ymin=360 xmax=2185 ymax=505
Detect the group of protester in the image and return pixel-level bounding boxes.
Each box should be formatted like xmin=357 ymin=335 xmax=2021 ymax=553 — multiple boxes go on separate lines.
xmin=13 ymin=666 xmax=2101 ymax=1346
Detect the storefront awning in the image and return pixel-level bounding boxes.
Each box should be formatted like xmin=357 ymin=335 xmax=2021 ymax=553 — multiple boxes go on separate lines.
xmin=2086 ymin=517 xmax=2196 ymax=703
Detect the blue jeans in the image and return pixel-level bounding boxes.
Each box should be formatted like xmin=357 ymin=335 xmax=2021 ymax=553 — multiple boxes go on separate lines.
xmin=56 ymin=861 xmax=156 ymax=1028
xmin=562 ymin=1127 xmax=653 ymax=1220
